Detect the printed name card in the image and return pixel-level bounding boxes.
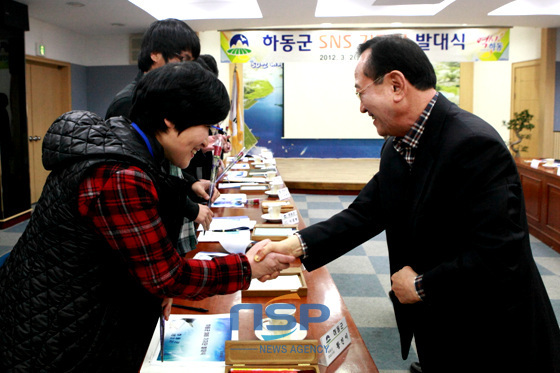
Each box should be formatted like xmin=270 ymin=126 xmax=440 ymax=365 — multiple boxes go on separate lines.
xmin=530 ymin=159 xmax=541 ymax=169
xmin=277 ymin=187 xmax=291 ymax=201
xmin=282 ymin=210 xmax=299 ymax=225
xmin=319 ymin=317 xmax=351 ymax=366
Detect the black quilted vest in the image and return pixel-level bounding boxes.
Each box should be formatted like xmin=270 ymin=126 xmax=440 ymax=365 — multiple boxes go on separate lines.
xmin=0 ymin=111 xmax=190 ymax=372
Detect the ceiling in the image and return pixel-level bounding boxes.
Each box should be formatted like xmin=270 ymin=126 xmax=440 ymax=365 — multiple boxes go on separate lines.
xmin=17 ymin=0 xmax=560 ymax=36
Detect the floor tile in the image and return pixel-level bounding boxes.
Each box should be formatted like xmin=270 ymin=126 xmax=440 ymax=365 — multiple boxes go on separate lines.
xmin=362 ymin=240 xmax=389 ymax=256
xmin=329 ymin=274 xmax=386 ymax=297
xmin=343 ymin=296 xmax=396 ymax=327
xmin=369 ymin=256 xmax=391 ymax=275
xmin=308 ymin=209 xmax=341 ymax=220
xmin=541 ymin=274 xmax=560 ymax=299
xmin=326 ymin=256 xmax=375 ymax=275
xmin=358 ymin=327 xmax=418 ymax=371
xmin=535 ymin=257 xmax=560 ymax=276
xmin=307 ymin=201 xmax=344 ymax=210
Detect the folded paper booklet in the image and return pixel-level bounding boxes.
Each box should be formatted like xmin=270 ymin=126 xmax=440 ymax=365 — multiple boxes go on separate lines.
xmin=141 ymin=314 xmax=234 ymax=372
xmin=211 ymin=194 xmax=248 ymax=208
xmin=243 ymin=267 xmax=307 ymax=297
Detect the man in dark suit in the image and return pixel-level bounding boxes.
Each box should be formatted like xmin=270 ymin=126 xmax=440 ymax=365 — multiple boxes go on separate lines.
xmin=255 ymin=35 xmax=560 ymax=373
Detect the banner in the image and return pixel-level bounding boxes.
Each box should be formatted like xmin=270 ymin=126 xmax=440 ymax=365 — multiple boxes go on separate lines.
xmin=220 ymin=28 xmax=509 ymax=63
xmin=229 ymin=66 xmax=244 ymax=154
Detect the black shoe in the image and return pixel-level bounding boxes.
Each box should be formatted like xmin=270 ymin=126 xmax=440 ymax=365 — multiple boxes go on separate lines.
xmin=410 ymin=361 xmax=422 ymax=373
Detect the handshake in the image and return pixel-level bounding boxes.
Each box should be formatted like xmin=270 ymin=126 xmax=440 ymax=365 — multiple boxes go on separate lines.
xmin=246 ymin=236 xmax=304 ymax=281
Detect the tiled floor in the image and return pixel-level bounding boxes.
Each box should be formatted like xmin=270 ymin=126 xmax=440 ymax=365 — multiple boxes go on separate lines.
xmin=2 ymin=194 xmax=560 ymax=373
xmin=292 ymin=193 xmax=560 ymax=373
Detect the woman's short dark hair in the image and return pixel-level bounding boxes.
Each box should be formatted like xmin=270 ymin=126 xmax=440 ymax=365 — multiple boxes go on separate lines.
xmin=357 ymin=35 xmax=436 ymax=90
xmin=197 ymin=54 xmax=219 ymax=76
xmin=137 ymin=19 xmax=201 ymax=72
xmin=130 ymin=62 xmax=230 ymax=136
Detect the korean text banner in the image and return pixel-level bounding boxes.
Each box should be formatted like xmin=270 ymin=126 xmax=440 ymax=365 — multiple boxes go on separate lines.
xmin=220 ymin=28 xmax=509 ymax=63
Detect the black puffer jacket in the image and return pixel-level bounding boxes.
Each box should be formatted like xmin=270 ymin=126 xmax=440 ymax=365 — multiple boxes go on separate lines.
xmin=0 ymin=111 xmax=191 ymax=372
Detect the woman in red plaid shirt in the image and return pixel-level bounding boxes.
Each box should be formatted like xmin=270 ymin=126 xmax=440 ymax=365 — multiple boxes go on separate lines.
xmin=0 ymin=61 xmax=294 ymax=372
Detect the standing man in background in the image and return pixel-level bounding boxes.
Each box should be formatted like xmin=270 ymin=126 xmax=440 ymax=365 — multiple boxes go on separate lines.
xmin=106 ymin=18 xmax=213 ymax=252
xmin=105 ymin=18 xmax=200 ymax=120
xmin=256 ymin=35 xmax=560 ymax=373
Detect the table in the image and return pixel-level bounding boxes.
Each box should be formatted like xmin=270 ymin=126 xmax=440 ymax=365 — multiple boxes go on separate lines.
xmin=163 ymin=163 xmax=378 ymax=372
xmin=515 ymin=158 xmax=560 ymax=254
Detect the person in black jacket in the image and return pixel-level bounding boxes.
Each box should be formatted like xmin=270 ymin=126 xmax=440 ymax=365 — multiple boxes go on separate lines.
xmin=255 ymin=35 xmax=560 ymax=373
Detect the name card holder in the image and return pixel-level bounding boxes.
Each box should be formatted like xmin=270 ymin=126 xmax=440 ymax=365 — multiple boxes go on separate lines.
xmin=318 ymin=317 xmax=351 ymax=367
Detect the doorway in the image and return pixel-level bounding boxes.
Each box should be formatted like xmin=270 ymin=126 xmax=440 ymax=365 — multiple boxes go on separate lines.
xmin=25 ymin=56 xmax=71 ymax=203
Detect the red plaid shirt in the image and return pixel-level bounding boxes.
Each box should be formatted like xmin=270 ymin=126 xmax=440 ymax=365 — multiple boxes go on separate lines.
xmin=77 ymin=163 xmax=251 ymax=300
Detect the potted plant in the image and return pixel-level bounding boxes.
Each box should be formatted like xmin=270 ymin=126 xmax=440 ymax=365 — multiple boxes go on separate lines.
xmin=503 ymin=109 xmax=535 ymax=157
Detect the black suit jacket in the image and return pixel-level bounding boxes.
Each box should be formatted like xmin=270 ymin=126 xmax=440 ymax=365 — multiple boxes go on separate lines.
xmin=300 ymin=95 xmax=560 ymax=372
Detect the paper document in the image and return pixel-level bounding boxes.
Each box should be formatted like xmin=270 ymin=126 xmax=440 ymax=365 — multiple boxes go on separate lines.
xmin=211 ymin=194 xmax=247 ymax=208
xmin=248 ymin=275 xmax=302 ymax=291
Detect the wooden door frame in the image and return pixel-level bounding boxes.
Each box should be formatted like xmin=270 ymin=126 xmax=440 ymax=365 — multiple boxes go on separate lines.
xmin=511 ymin=59 xmax=540 ymax=157
xmin=25 ymin=55 xmax=71 ymax=203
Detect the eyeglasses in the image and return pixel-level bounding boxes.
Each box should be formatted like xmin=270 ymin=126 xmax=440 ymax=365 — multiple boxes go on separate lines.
xmin=355 ymin=74 xmax=386 ymax=99
xmin=355 ymin=82 xmax=374 ymax=100
xmin=173 ymin=52 xmax=192 ymax=62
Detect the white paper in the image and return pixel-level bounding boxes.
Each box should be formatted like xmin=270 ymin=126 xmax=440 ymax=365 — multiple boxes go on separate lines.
xmin=240 ymin=185 xmax=268 ymax=190
xmin=211 ymin=194 xmax=247 ymax=208
xmin=248 ymin=274 xmax=302 ymax=291
xmin=193 ymin=252 xmax=229 ymax=260
xmin=253 ymin=227 xmax=295 ymax=237
xmin=226 ymin=177 xmax=267 ymax=183
xmin=219 ymin=234 xmax=251 ymax=254
xmin=530 ymin=159 xmax=541 ymax=169
xmin=225 ymin=170 xmax=247 ymax=178
xmin=217 ymin=183 xmax=242 ymax=189
xmin=197 ymin=216 xmax=255 ymax=231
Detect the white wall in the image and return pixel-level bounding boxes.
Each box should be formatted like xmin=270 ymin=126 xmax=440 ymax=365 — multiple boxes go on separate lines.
xmin=199 ymin=31 xmax=230 ymax=97
xmin=24 ymin=20 xmax=543 ymax=144
xmin=25 ymin=17 xmax=129 ymax=66
xmin=472 ymin=27 xmax=541 ymax=143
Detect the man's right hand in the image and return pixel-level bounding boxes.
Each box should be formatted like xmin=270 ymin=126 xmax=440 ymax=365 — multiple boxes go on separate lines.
xmin=253 ymin=235 xmax=303 ymax=263
xmin=246 ymin=240 xmax=296 ymax=280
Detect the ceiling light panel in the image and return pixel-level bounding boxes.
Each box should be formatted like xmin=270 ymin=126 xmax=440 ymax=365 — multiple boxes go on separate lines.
xmin=315 ymin=0 xmax=456 ymax=17
xmin=128 ymin=0 xmax=263 ymax=20
xmin=488 ymin=0 xmax=560 ymax=15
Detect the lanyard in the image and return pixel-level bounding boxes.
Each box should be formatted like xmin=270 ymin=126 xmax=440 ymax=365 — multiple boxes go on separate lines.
xmin=130 ymin=122 xmax=154 ymax=158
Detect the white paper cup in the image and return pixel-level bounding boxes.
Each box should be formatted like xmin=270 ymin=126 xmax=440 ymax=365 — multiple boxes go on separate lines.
xmin=265 ymin=171 xmax=276 ymax=180
xmin=269 ymin=205 xmax=281 ymax=219
xmin=269 ymin=182 xmax=282 ymax=193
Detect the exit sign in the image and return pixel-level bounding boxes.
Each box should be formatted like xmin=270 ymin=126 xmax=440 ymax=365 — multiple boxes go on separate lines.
xmin=35 ymin=43 xmax=46 ymax=57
